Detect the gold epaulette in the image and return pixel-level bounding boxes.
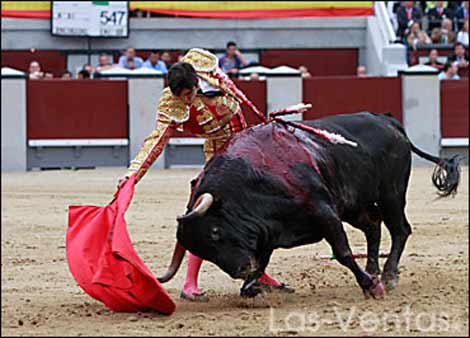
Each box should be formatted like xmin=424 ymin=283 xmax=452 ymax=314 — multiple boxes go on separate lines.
xmin=181 ymin=48 xmax=218 ymax=72
xmin=158 ymin=87 xmax=190 ymax=123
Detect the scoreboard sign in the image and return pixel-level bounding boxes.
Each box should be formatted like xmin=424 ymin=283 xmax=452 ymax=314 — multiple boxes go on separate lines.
xmin=51 ymin=1 xmax=129 ymax=38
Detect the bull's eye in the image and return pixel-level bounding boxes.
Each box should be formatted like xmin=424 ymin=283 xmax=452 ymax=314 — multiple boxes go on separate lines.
xmin=211 ymin=227 xmax=220 ymax=241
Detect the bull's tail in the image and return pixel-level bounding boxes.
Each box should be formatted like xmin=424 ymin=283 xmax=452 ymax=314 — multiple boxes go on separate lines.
xmin=381 ymin=112 xmax=461 ymax=198
xmin=409 ymin=142 xmax=461 ymax=198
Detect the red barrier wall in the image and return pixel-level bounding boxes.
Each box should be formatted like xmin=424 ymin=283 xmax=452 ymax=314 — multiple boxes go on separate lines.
xmin=27 ymin=80 xmax=128 ymax=139
xmin=440 ymin=79 xmax=469 ymax=138
xmin=2 ymin=50 xmax=67 ymax=77
xmin=303 ymin=77 xmax=403 ymax=122
xmin=260 ymin=49 xmax=358 ymax=76
xmin=172 ymin=80 xmax=267 ymax=137
xmin=234 ymin=79 xmax=267 ymax=126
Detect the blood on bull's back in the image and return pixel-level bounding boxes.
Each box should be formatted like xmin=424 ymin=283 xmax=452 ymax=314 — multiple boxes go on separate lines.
xmin=219 ymin=122 xmax=326 ymax=194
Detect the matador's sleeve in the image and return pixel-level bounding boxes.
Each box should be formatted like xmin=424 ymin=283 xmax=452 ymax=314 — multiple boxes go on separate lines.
xmin=126 ymin=87 xmax=190 ymax=183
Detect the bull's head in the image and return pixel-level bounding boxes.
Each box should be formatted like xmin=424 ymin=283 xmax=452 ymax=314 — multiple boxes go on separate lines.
xmin=158 ymin=156 xmax=289 ymax=285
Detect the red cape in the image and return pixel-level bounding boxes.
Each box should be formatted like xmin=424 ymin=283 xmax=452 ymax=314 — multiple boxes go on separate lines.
xmin=66 ymin=175 xmax=176 ymax=314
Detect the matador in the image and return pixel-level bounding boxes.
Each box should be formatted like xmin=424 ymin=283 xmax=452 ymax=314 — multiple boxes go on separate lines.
xmin=119 ymin=48 xmax=294 ymax=301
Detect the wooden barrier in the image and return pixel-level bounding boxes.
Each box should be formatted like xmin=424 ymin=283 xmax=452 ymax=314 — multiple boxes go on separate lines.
xmin=302 ymin=76 xmax=403 ymax=122
xmin=260 ymin=49 xmax=358 ymax=76
xmin=440 ymin=79 xmax=469 ymax=139
xmin=234 ymin=79 xmax=267 ymax=126
xmin=27 ymin=79 xmax=128 ymax=140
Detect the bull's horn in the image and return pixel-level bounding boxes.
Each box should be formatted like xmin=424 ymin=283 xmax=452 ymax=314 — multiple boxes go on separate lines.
xmin=157 ymin=241 xmax=186 ymax=283
xmin=177 ymin=193 xmax=214 ymax=222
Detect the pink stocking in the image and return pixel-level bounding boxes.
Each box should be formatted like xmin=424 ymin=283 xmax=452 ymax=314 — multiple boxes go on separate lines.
xmin=258 ymin=271 xmax=282 ymax=287
xmin=182 ymin=252 xmax=204 ymax=295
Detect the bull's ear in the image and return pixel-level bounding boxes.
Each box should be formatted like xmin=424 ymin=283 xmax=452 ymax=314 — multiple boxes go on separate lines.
xmin=212 ymin=195 xmax=222 ymax=209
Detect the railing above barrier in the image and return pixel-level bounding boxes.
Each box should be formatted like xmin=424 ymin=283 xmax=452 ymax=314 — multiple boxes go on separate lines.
xmin=374 ymin=2 xmax=397 ymax=44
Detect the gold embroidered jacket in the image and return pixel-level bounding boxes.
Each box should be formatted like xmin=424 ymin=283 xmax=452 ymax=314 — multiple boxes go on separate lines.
xmin=126 ymin=48 xmax=248 ymax=183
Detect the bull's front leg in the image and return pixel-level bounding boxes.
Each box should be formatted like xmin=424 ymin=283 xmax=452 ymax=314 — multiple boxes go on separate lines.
xmin=321 ymin=214 xmax=385 ymax=299
xmin=240 ymin=250 xmax=272 ymax=298
xmin=240 ymin=274 xmax=263 ymax=298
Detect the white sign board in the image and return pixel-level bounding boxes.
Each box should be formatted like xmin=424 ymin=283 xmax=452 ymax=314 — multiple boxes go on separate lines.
xmin=51 ymin=1 xmax=128 ymax=38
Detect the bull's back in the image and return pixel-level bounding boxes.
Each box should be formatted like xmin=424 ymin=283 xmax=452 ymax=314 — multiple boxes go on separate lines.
xmin=306 ymin=112 xmax=411 ymax=165
xmin=304 ymin=112 xmax=412 ymax=206
xmin=211 ymin=112 xmax=412 ymax=219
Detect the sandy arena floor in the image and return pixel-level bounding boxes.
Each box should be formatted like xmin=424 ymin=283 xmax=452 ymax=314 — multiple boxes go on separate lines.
xmin=1 ymin=165 xmax=468 ymax=336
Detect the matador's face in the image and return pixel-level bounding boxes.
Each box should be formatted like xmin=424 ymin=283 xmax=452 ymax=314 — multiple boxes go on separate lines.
xmin=179 ymin=86 xmax=198 ymax=106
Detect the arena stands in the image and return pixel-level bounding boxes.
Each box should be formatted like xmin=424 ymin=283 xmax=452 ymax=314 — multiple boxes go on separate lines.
xmin=389 ymin=1 xmax=469 ymax=75
xmin=1 ymin=1 xmax=468 ymax=171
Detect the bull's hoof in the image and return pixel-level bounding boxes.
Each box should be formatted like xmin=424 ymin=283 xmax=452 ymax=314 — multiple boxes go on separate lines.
xmin=383 ymin=277 xmax=399 ymax=291
xmin=240 ymin=284 xmax=263 ymax=298
xmin=363 ymin=277 xmax=385 ymax=300
xmin=382 ymin=272 xmax=399 ymax=292
xmin=180 ymin=291 xmax=209 ymax=302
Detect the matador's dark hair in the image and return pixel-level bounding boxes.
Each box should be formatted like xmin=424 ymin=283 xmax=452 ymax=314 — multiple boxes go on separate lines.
xmin=167 ymin=62 xmax=198 ymax=97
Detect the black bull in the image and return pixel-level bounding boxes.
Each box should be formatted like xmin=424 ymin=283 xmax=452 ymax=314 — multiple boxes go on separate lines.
xmin=158 ymin=112 xmax=460 ymax=299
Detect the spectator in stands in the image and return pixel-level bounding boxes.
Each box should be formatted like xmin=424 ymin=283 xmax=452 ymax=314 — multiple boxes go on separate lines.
xmin=143 ymin=51 xmax=168 ymax=73
xmin=95 ymin=53 xmax=115 ymax=73
xmin=407 ymin=21 xmax=432 ymax=48
xmin=83 ymin=63 xmax=94 ymax=77
xmin=299 ymin=65 xmax=313 ymax=79
xmin=455 ymin=1 xmax=469 ymax=22
xmin=127 ymin=59 xmax=137 ymax=70
xmin=427 ymin=1 xmax=454 ymax=31
xmin=356 ymin=65 xmax=368 ymax=77
xmin=249 ymin=73 xmax=260 ymax=81
xmin=424 ymin=49 xmax=444 ymax=69
xmin=448 ymin=41 xmax=469 ymax=68
xmin=118 ymin=48 xmax=144 ymax=69
xmin=444 ymin=0 xmax=461 ymax=15
xmin=438 ymin=61 xmax=461 ymax=79
xmin=77 ymin=70 xmax=90 ymax=79
xmin=28 ymin=60 xmax=53 ymax=79
xmin=431 ymin=18 xmax=456 ymax=43
xmin=160 ymin=51 xmax=173 ymax=69
xmin=397 ymin=1 xmax=423 ymax=39
xmin=28 ymin=60 xmax=44 ymax=79
xmin=218 ymin=41 xmax=250 ymax=77
xmin=61 ymin=70 xmax=72 ymax=79
xmin=457 ymin=18 xmax=469 ymax=46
